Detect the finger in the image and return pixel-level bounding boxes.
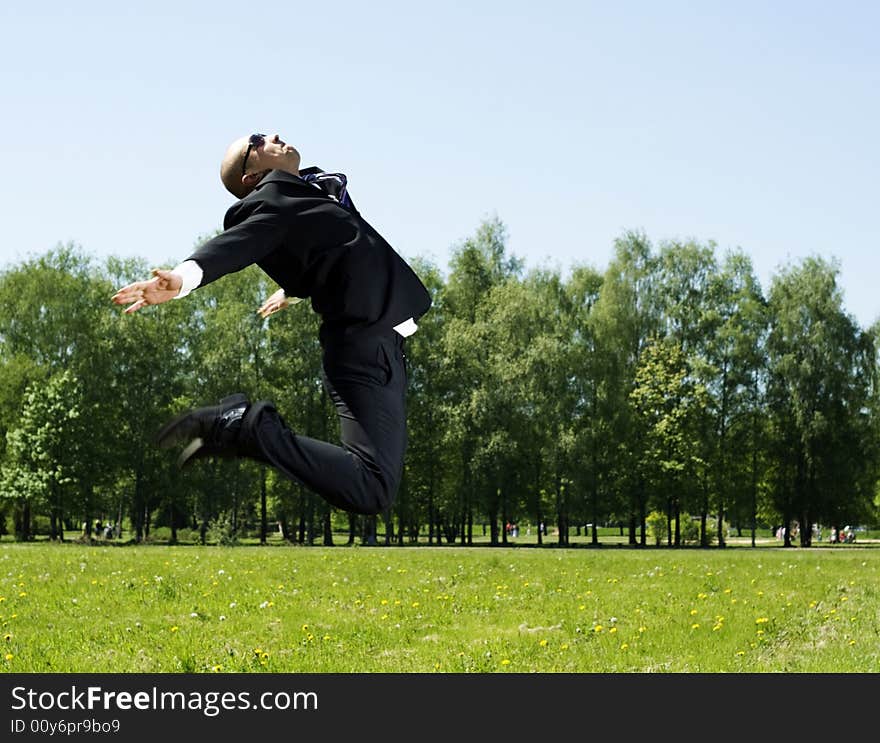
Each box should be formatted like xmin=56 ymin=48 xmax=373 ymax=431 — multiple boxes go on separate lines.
xmin=123 ymin=299 xmax=147 ymax=314
xmin=111 ymin=284 xmax=139 ymax=301
xmin=112 ymin=291 xmax=143 ymax=305
xmin=112 ymin=279 xmax=152 ymax=300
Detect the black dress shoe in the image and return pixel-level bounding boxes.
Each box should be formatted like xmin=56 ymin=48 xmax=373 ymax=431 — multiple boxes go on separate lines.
xmin=156 ymin=393 xmax=250 ymax=468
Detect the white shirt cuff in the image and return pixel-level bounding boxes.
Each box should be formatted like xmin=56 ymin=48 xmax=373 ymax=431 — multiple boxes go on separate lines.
xmin=171 ymin=260 xmax=203 ymax=299
xmin=393 ymin=317 xmax=418 ymax=337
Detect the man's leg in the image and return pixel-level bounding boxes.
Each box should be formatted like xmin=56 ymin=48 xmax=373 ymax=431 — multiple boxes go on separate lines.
xmin=243 ymin=334 xmax=407 ymax=515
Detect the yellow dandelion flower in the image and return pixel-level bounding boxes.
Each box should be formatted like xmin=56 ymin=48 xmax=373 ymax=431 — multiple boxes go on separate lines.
xmin=412 ymin=601 xmax=420 ymax=608
xmin=501 ymin=659 xmax=511 ymax=666
xmin=560 ymin=644 xmax=570 ymax=650
xmin=691 ymin=623 xmax=700 ymax=630
xmin=522 ymin=582 xmax=530 ymax=587
xmin=638 ymin=626 xmax=647 ymax=633
xmin=755 ymin=617 xmax=769 ymax=624
xmin=539 ymin=639 xmax=548 ymax=647
xmin=4 ymin=653 xmax=12 ymax=661
xmin=254 ymin=648 xmax=262 ymax=655
xmin=697 ymin=592 xmax=707 ymax=599
xmin=724 ymin=588 xmax=732 ymax=594
xmin=620 ymin=643 xmax=629 ymax=650
xmin=841 ymin=596 xmax=849 ymax=602
xmin=757 ymin=591 xmax=764 ymax=597
xmin=713 ymin=625 xmax=722 ymax=632
xmin=579 ymin=605 xmax=586 ymax=611
xmin=18 ymin=592 xmax=26 ymax=598
xmin=380 ymin=614 xmax=389 ymax=620
xmin=170 ymin=626 xmax=179 ymax=632
xmin=756 ymin=630 xmax=764 ymax=636
xmin=586 ymin=590 xmax=592 ymax=595
xmin=213 ymin=665 xmax=222 ymax=672
xmin=736 ymin=651 xmax=745 ymax=656
xmin=0 ymin=597 xmax=4 ymax=602
xmin=3 ymin=634 xmax=11 ymax=642
xmin=849 ymin=640 xmax=856 ymax=646
xmin=690 ymin=609 xmax=698 ymax=616
xmin=381 ymin=599 xmax=388 ymax=605
xmin=261 ymin=652 xmax=269 ymax=660
xmin=593 ymin=625 xmax=603 ymax=633
xmin=301 ymin=624 xmax=309 ymax=632
xmin=609 ymin=627 xmax=617 ymax=634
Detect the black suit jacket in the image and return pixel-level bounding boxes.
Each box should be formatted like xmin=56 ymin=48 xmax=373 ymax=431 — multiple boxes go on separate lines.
xmin=187 ymin=170 xmax=432 ymax=342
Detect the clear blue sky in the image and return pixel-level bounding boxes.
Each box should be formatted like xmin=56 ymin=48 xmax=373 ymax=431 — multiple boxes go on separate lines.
xmin=1 ymin=1 xmax=878 ymax=327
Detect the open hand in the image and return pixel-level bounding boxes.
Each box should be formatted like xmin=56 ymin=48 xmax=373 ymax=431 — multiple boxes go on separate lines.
xmin=111 ymin=269 xmax=182 ymax=314
xmin=257 ymin=288 xmax=289 ymax=318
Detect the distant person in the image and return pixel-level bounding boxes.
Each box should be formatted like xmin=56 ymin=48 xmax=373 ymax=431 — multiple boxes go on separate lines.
xmin=112 ymin=133 xmax=431 ymax=516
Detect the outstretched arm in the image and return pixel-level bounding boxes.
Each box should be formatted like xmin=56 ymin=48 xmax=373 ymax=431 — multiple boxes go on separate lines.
xmin=111 ymin=269 xmax=182 ymax=314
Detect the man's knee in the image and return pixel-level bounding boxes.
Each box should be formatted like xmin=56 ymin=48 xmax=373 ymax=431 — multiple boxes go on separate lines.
xmin=358 ymin=475 xmax=397 ymax=516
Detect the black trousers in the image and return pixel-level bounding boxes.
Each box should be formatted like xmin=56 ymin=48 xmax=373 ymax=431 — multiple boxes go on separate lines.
xmin=243 ymin=331 xmax=408 ymax=515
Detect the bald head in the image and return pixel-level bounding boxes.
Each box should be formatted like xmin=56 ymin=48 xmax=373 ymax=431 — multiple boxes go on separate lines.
xmin=220 ymin=136 xmax=253 ymax=199
xmin=219 ymin=133 xmax=302 ymax=199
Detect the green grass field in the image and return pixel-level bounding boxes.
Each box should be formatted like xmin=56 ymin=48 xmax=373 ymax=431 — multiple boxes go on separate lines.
xmin=2 ymin=542 xmax=877 ymax=673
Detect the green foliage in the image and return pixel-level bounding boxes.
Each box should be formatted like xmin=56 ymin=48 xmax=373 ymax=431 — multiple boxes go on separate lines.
xmin=0 ymin=223 xmax=878 ymax=549
xmin=680 ymin=515 xmax=700 ymax=545
xmin=647 ymin=510 xmax=667 ymax=545
xmin=206 ymin=512 xmax=238 ymax=546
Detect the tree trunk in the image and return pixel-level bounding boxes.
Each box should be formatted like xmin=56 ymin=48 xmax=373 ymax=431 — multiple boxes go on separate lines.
xmin=363 ymin=515 xmax=377 ymax=546
xmin=323 ymin=510 xmax=334 ymax=546
xmin=19 ymin=500 xmax=32 ymax=541
xmin=169 ymin=501 xmax=178 ymax=545
xmin=259 ymin=469 xmax=268 ymax=545
xmin=384 ymin=510 xmax=393 ymax=546
xmin=133 ymin=473 xmax=145 ymax=543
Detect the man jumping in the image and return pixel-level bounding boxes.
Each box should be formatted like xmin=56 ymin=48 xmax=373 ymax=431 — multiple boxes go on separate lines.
xmin=112 ymin=133 xmax=431 ymax=515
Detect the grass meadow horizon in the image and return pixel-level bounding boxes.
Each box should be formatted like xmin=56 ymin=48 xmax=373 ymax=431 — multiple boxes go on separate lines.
xmin=2 ymin=540 xmax=877 ymax=673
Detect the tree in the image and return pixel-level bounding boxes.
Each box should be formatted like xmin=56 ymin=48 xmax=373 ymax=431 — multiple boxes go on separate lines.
xmin=441 ymin=216 xmax=523 ymax=545
xmin=630 ymin=337 xmax=709 ymax=546
xmin=765 ymin=257 xmax=878 ymax=546
xmin=591 ymin=232 xmax=661 ymax=545
xmin=0 ymin=371 xmax=83 ymax=540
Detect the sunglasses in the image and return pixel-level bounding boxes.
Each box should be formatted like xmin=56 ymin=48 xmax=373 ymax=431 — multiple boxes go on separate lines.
xmin=242 ymin=133 xmax=266 ymax=175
